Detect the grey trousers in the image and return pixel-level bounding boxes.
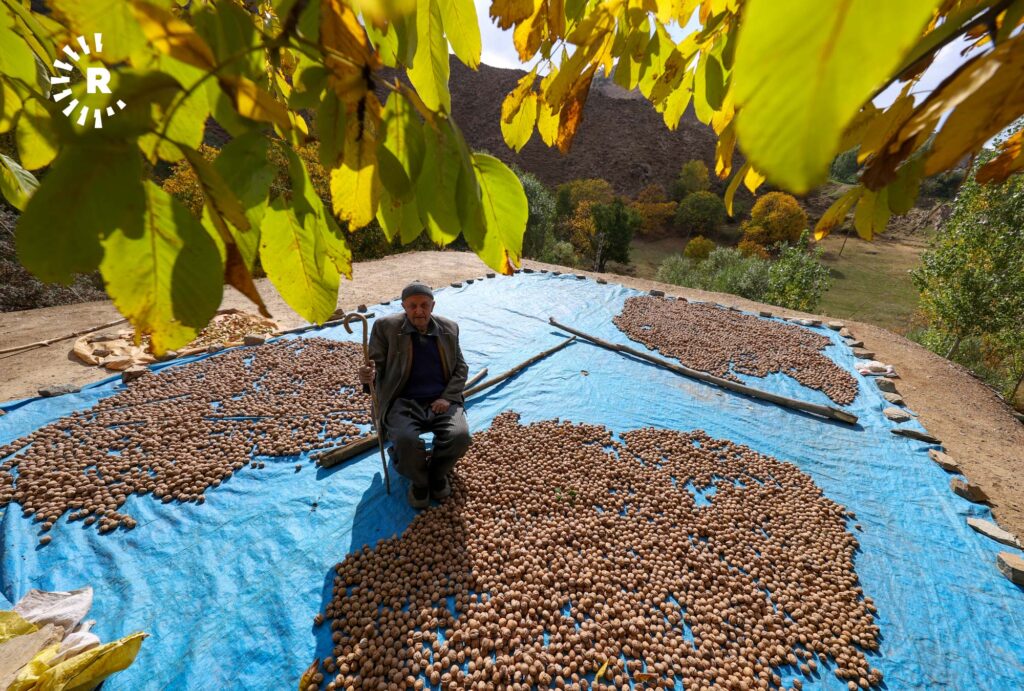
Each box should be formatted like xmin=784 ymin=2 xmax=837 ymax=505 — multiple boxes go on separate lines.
xmin=385 ymin=398 xmax=471 ymax=488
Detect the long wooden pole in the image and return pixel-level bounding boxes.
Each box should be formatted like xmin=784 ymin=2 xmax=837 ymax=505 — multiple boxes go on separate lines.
xmin=0 ymin=317 xmax=129 ymax=356
xmin=316 ymin=337 xmax=577 ymax=468
xmin=548 ymin=318 xmax=858 ymax=426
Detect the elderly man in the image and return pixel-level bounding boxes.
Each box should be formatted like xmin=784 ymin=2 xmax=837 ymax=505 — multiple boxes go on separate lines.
xmin=358 ymin=282 xmax=471 ymax=508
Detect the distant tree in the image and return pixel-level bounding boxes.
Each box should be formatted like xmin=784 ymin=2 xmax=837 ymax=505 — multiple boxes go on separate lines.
xmin=829 ymin=148 xmax=860 ymax=184
xmin=589 ymin=199 xmax=640 ymax=272
xmin=555 ymin=178 xmax=616 ymax=239
xmin=674 ymin=191 xmax=726 ymax=237
xmin=763 ymin=231 xmax=833 ymax=311
xmin=515 ymin=168 xmax=556 ymax=259
xmin=741 ymin=192 xmax=808 ymax=252
xmin=683 ymin=236 xmax=715 ymax=261
xmin=671 ymin=160 xmax=711 ymax=201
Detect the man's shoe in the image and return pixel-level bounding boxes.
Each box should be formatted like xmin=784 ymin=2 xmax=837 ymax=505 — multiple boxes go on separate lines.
xmin=430 ymin=475 xmax=451 ymax=500
xmin=407 ymin=484 xmax=430 ymax=509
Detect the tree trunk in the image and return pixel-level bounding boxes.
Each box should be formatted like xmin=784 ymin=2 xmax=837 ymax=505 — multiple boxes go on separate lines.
xmin=1012 ymin=370 xmax=1024 ymax=404
xmin=945 ymin=335 xmax=962 ymax=360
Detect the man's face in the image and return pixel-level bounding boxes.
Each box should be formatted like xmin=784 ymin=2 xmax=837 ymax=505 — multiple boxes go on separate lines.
xmin=403 ymin=294 xmax=434 ymax=331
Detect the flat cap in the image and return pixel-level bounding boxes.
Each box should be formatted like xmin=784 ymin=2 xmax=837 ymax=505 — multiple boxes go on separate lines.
xmin=401 ymin=282 xmax=433 ymax=300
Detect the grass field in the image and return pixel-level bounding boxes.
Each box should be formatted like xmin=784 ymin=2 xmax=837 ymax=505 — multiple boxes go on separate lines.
xmin=621 ymin=230 xmax=927 ymax=335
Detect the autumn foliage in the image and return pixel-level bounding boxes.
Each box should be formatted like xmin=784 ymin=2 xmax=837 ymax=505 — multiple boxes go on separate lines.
xmin=741 ymin=192 xmax=808 ymax=252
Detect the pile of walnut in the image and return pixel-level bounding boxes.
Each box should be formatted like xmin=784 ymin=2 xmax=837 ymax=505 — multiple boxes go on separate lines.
xmin=0 ymin=339 xmax=370 ymax=542
xmin=310 ymin=412 xmax=881 ymax=691
xmin=614 ymin=296 xmax=858 ymax=406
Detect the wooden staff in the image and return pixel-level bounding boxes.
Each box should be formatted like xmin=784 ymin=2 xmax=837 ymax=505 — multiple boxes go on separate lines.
xmin=342 ymin=313 xmax=390 ymax=494
xmin=548 ymin=317 xmax=859 ymax=426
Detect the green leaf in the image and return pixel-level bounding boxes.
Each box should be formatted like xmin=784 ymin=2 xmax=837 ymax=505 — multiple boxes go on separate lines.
xmin=1 ymin=79 xmax=22 ymax=134
xmin=377 ymin=188 xmax=424 ymax=244
xmin=704 ymin=53 xmax=725 ymax=111
xmin=437 ymin=0 xmax=481 ymax=68
xmin=0 ymin=20 xmax=36 ymax=86
xmin=260 ymin=198 xmax=339 ymax=324
xmin=692 ymin=51 xmax=714 ymax=125
xmin=732 ymin=0 xmax=939 ymax=193
xmin=378 ymin=91 xmax=426 ymax=200
xmin=289 ymin=59 xmax=328 ymax=109
xmin=192 ymin=1 xmax=265 ymax=79
xmin=853 ymin=187 xmax=890 ymax=241
xmin=0 ymin=152 xmax=38 ymax=211
xmin=465 ymin=153 xmax=526 ymax=273
xmin=14 ymin=97 xmax=58 ymax=170
xmin=100 ymin=181 xmax=223 ymax=354
xmin=16 ymin=141 xmax=145 ymax=282
xmin=407 ymin=0 xmax=451 ymax=112
xmin=213 ymin=131 xmax=276 ymax=268
xmin=181 ymin=146 xmax=250 ymax=233
xmin=284 ymin=145 xmax=352 ymax=277
xmin=416 ymin=119 xmax=464 ymax=245
xmin=317 ymin=89 xmax=346 ymax=168
xmin=49 ymin=0 xmax=148 ymax=63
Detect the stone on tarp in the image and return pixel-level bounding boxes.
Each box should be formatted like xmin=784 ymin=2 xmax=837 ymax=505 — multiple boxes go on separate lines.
xmin=596 ymin=278 xmax=607 ymax=284
xmin=853 ymin=348 xmax=876 ymax=359
xmin=951 ymin=478 xmax=989 ymax=503
xmin=101 ymin=355 xmax=134 ymax=371
xmin=891 ymin=428 xmax=941 ymax=444
xmin=839 ymin=327 xmax=853 ymax=338
xmin=845 ymin=339 xmax=864 ymax=348
xmin=206 ymin=343 xmax=224 ymax=354
xmin=486 ymin=272 xmax=495 ymax=278
xmin=882 ymin=391 xmax=906 ymax=405
xmin=357 ymin=304 xmax=368 ymax=312
xmin=928 ymin=449 xmax=961 ymax=473
xmin=649 ymin=289 xmax=665 ymax=297
xmin=38 ymin=383 xmax=81 ymax=397
xmin=883 ymin=407 xmax=911 ymax=422
xmin=997 ymin=552 xmax=1024 ymax=585
xmin=876 ymin=378 xmax=899 ymax=393
xmin=121 ymin=366 xmax=148 ymax=383
xmin=827 ymin=321 xmax=845 ymax=330
xmin=243 ymin=334 xmax=267 ymax=346
xmin=758 ymin=310 xmax=772 ymax=318
xmin=156 ymin=350 xmax=179 ymax=361
xmin=967 ymin=518 xmax=1020 ymax=548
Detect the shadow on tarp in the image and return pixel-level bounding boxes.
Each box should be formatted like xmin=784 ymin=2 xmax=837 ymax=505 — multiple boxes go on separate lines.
xmin=1 ymin=273 xmax=1023 ymax=690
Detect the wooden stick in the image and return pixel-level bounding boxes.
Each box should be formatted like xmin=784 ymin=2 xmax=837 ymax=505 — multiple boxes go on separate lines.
xmin=0 ymin=317 xmax=129 ymax=356
xmin=317 ymin=339 xmax=576 ymax=468
xmin=548 ymin=318 xmax=858 ymax=426
xmin=464 ymin=368 xmax=488 ymax=390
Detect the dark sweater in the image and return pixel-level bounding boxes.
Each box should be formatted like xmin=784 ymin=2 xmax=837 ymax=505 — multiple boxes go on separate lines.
xmin=399 ymin=331 xmax=446 ymax=401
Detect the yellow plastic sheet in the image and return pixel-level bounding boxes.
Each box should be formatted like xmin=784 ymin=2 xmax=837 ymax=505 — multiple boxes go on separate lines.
xmin=0 ymin=611 xmax=38 ymax=643
xmin=6 ymin=632 xmax=146 ymax=691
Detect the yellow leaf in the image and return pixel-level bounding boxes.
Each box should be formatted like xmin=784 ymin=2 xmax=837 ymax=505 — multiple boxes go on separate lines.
xmin=852 ymin=186 xmax=889 ymax=241
xmin=858 ymin=86 xmax=914 ymax=164
xmin=976 ymin=129 xmax=1024 ymax=184
xmin=490 ymin=0 xmax=537 ymax=30
xmin=555 ymin=67 xmax=595 ymax=153
xmin=501 ymin=68 xmax=537 ymax=124
xmin=229 ymin=77 xmax=292 ymax=130
xmin=330 ymin=95 xmax=382 ymax=229
xmin=723 ymin=160 xmax=750 ymax=216
xmin=813 ymin=185 xmax=862 ymax=240
xmin=715 ymin=118 xmax=736 ymax=178
xmin=130 ymin=1 xmax=216 ymax=71
xmin=732 ymin=0 xmax=939 ymax=193
xmin=501 ymin=91 xmax=537 ymax=152
xmin=537 ymin=97 xmax=559 ymax=146
xmin=923 ymin=34 xmax=1024 ymax=175
xmin=596 ymin=659 xmax=610 ymax=681
xmin=838 ymin=103 xmax=880 ymax=153
xmin=320 ymin=0 xmax=376 ymax=66
xmin=512 ymin=0 xmax=547 ymax=62
xmin=743 ymin=164 xmax=765 ymax=193
xmin=438 ymin=0 xmax=482 ymax=68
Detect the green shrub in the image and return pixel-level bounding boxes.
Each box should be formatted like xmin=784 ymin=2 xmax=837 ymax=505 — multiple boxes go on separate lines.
xmin=630 ymin=200 xmax=677 ymax=238
xmin=516 ymin=168 xmax=556 ymax=258
xmin=741 ymin=191 xmax=807 ymax=251
xmin=589 ymin=199 xmax=640 ymax=271
xmin=541 ymin=240 xmax=578 ymax=267
xmin=737 ymin=238 xmax=770 ymax=259
xmin=683 ymin=235 xmax=715 ymax=261
xmin=674 ymin=191 xmax=725 ymax=237
xmin=920 ymin=169 xmax=966 ymax=199
xmin=830 ymin=148 xmax=860 ymax=184
xmin=656 ymin=247 xmax=770 ymax=301
xmin=671 ymin=159 xmax=710 ymax=200
xmin=763 ymin=231 xmax=833 ymax=311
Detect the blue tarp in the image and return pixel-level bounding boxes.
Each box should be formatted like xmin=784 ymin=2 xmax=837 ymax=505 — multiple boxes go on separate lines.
xmin=1 ymin=273 xmax=1022 ymax=689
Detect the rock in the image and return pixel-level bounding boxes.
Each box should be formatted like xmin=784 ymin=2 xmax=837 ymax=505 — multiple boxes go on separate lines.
xmin=156 ymin=350 xmax=179 ymax=361
xmin=844 ymin=339 xmax=864 ymax=348
xmin=575 ymin=274 xmax=586 ymax=279
xmin=596 ymin=278 xmax=607 ymax=284
xmin=865 ymin=362 xmax=889 ymax=373
xmin=883 ymin=407 xmax=911 ymax=422
xmin=807 ymin=319 xmax=822 ymax=326
xmin=793 ymin=318 xmax=816 ymax=327
xmin=649 ymin=289 xmax=665 ymax=297
xmin=357 ymin=304 xmax=368 ymax=312
xmin=951 ymin=478 xmax=990 ymax=503
xmin=91 ymin=347 xmax=112 ymax=358
xmin=1013 ymin=411 xmax=1024 ymax=423
xmin=102 ymin=355 xmax=135 ymax=371
xmin=891 ymin=428 xmax=941 ymax=444
xmin=38 ymin=383 xmax=81 ymax=397
xmin=243 ymin=334 xmax=267 ymax=346
xmin=758 ymin=310 xmax=773 ymax=318
xmin=486 ymin=272 xmax=495 ymax=278
xmin=827 ymin=321 xmax=845 ymax=331
xmin=465 ymin=278 xmax=475 ymax=283
xmin=853 ymin=348 xmax=876 ymax=359
xmin=875 ymin=378 xmax=899 ymax=393
xmin=928 ymin=449 xmax=961 ymax=473
xmin=207 ymin=343 xmax=225 ymax=354
xmin=552 ymin=271 xmax=561 ymax=275
xmin=839 ymin=327 xmax=853 ymax=338
xmin=997 ymin=552 xmax=1024 ymax=586
xmin=121 ymin=365 xmax=148 ymax=383
xmin=967 ymin=518 xmax=1020 ymax=548
xmin=882 ymin=391 xmax=906 ymax=405
xmin=522 ymin=268 xmax=533 ymax=273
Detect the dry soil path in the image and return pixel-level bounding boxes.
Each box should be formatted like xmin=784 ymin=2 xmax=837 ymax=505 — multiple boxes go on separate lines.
xmin=1 ymin=251 xmax=1021 ymax=540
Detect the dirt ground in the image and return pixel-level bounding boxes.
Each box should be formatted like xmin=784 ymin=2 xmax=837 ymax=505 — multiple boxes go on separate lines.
xmin=2 ymin=250 xmax=1022 ymax=541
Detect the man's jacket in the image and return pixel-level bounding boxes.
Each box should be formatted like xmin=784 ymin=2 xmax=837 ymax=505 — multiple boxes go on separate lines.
xmin=367 ymin=312 xmax=469 ymax=430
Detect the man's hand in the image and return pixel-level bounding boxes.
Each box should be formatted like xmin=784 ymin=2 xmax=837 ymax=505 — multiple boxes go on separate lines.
xmin=430 ymin=398 xmax=451 ymax=414
xmin=358 ymin=363 xmax=374 ymax=385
